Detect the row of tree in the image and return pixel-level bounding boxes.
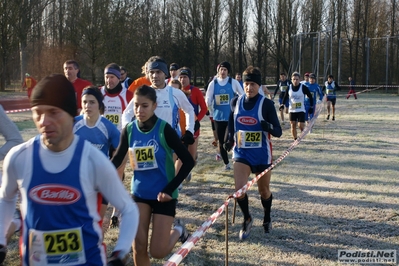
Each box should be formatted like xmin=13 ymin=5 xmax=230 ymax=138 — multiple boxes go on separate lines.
xmin=0 ymin=0 xmax=398 ymax=91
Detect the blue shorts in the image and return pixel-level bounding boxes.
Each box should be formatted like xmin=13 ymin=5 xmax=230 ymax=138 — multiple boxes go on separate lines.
xmin=234 ymin=157 xmax=271 ymax=174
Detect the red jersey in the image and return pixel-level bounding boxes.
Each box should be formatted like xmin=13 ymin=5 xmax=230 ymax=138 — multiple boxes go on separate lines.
xmin=72 ymin=78 xmax=93 ymax=110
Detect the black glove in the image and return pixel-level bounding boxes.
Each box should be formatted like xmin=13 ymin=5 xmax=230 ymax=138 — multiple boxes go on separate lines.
xmin=261 ymin=120 xmax=274 ymax=133
xmin=194 ymin=120 xmax=200 ymax=132
xmin=107 ymin=251 xmax=125 ymax=266
xmin=181 ymin=130 xmax=195 ymax=145
xmin=279 ymin=104 xmax=284 ymax=111
xmin=308 ymin=107 xmax=314 ymax=114
xmin=223 ymin=140 xmax=234 ymax=152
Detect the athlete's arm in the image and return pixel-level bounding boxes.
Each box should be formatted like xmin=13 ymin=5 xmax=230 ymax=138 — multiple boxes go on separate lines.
xmin=111 ymin=126 xmax=129 ymax=170
xmin=273 ymin=81 xmax=280 ymax=98
xmin=302 ymin=85 xmax=314 ymax=107
xmin=205 ymin=80 xmax=215 ymax=109
xmin=232 ymin=79 xmax=244 ymax=96
xmin=262 ymin=98 xmax=282 ymax=138
xmin=193 ymin=88 xmax=207 ymax=121
xmin=92 ymin=151 xmax=139 ymax=259
xmin=174 ymin=89 xmax=195 ymax=133
xmin=161 ymin=124 xmax=195 ymax=196
xmin=281 ymin=86 xmax=289 ymax=104
xmin=121 ymin=99 xmax=135 ymax=129
xmin=226 ymin=96 xmax=239 ymax=142
xmin=0 ymin=106 xmax=23 ymax=160
xmin=0 ymin=148 xmax=21 ymax=246
xmin=317 ymin=85 xmax=324 ymax=100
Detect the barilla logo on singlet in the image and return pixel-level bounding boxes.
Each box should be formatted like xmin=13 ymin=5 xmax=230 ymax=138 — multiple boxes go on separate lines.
xmin=29 ymin=184 xmax=81 ymax=205
xmin=237 ymin=116 xmax=257 ymax=125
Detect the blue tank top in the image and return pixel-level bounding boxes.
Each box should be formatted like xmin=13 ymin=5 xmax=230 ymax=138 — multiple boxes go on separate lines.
xmin=233 ymin=95 xmax=272 ymax=166
xmin=213 ymin=78 xmax=234 ymax=121
xmin=127 ymin=119 xmax=177 ymax=200
xmin=24 ymin=136 xmax=104 ymax=266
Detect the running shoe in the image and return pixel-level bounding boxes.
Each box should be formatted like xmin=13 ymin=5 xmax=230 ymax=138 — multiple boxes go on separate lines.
xmin=178 ymin=183 xmax=183 ymax=191
xmin=0 ymin=245 xmax=6 ymax=264
xmin=109 ymin=216 xmax=119 ymax=228
xmin=263 ymin=222 xmax=272 ymax=234
xmin=174 ymin=219 xmax=190 ymax=243
xmin=224 ymin=163 xmax=231 ymax=170
xmin=215 ymin=154 xmax=221 ymax=161
xmin=239 ymin=217 xmax=253 ymax=240
xmin=326 ymin=115 xmax=330 ymax=120
xmin=332 ymin=116 xmax=335 ymax=121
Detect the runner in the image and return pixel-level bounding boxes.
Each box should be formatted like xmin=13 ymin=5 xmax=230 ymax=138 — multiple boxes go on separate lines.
xmin=323 ymin=74 xmax=341 ymax=120
xmin=0 ymin=74 xmax=139 ymax=266
xmin=176 ymin=67 xmax=207 ymax=181
xmin=273 ymin=72 xmax=291 ymax=124
xmin=280 ymin=72 xmax=314 ymax=140
xmin=205 ymin=61 xmax=244 ymax=170
xmin=224 ymin=66 xmax=282 ymax=239
xmin=73 ymin=87 xmax=121 ymax=220
xmin=111 ymin=85 xmax=194 ymax=266
xmin=305 ymin=73 xmax=324 ymax=123
xmin=100 ymin=63 xmax=133 ymax=228
xmin=346 ymin=76 xmax=357 ymax=99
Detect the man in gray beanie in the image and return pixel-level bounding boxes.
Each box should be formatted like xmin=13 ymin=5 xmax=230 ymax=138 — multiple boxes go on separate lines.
xmin=0 ymin=74 xmax=139 ymax=266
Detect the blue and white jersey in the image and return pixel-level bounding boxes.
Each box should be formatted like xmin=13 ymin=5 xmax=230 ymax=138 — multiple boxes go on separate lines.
xmin=73 ymin=115 xmax=120 ymax=157
xmin=305 ymin=83 xmax=323 ymax=107
xmin=213 ymin=78 xmax=235 ymax=121
xmin=22 ymin=136 xmax=103 ymax=265
xmin=0 ymin=136 xmax=139 ymax=266
xmin=233 ymin=95 xmax=272 ymax=166
xmin=325 ymin=81 xmax=338 ymax=99
xmin=127 ymin=119 xmax=176 ymax=200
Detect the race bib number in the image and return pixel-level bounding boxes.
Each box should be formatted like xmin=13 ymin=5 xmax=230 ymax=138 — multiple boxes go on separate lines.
xmin=280 ymin=86 xmax=287 ymax=92
xmin=129 ymin=146 xmax=158 ymax=171
xmin=215 ymin=94 xmax=229 ymax=105
xmin=105 ymin=114 xmax=120 ymax=126
xmin=237 ymin=130 xmax=262 ymax=148
xmin=294 ymin=102 xmax=302 ymax=109
xmin=326 ymin=89 xmax=334 ymax=95
xmin=29 ymin=227 xmax=86 ymax=266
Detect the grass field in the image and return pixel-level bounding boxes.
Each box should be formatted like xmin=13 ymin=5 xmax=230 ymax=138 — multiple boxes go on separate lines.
xmin=1 ymin=90 xmax=398 ymax=266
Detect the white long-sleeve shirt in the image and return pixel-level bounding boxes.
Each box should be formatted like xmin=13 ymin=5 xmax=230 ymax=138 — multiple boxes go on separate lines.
xmin=122 ymin=85 xmax=195 ymax=133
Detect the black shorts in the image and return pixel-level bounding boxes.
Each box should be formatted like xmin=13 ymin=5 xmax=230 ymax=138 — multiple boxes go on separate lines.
xmin=327 ymin=97 xmax=336 ymax=106
xmin=132 ymin=195 xmax=177 ymax=217
xmin=289 ymin=112 xmax=305 ymax=122
xmin=234 ymin=157 xmax=271 ymax=174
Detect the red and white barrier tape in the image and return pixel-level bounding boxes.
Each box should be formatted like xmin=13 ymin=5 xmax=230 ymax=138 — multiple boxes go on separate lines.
xmin=164 ymin=100 xmax=324 ymax=266
xmin=5 ymin=108 xmax=31 ymax=114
